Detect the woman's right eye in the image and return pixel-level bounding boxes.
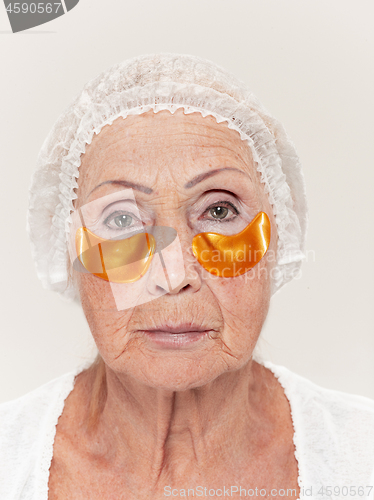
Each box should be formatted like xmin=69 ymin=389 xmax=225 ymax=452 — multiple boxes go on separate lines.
xmin=103 ymin=211 xmax=141 ymax=231
xmin=111 ymin=214 xmax=133 ymax=228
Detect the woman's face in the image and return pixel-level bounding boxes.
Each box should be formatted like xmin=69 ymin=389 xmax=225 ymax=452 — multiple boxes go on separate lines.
xmin=73 ymin=109 xmax=277 ymax=390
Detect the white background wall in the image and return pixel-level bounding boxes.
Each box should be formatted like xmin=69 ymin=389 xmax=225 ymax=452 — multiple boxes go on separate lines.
xmin=0 ymin=0 xmax=373 ymax=403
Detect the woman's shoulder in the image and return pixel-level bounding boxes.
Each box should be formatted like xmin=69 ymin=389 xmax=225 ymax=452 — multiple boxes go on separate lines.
xmin=262 ymin=359 xmax=374 ymax=484
xmin=0 ymin=369 xmax=78 ymax=432
xmin=262 ymin=359 xmax=374 ymax=417
xmin=0 ymin=366 xmax=86 ymax=499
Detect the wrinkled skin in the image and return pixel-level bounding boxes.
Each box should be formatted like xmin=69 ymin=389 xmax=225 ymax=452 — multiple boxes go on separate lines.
xmin=48 ymin=110 xmax=299 ymax=500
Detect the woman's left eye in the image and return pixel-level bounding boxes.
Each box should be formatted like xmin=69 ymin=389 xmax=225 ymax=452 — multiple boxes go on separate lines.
xmin=204 ymin=202 xmax=239 ymax=221
xmin=209 ymin=206 xmax=229 ymax=219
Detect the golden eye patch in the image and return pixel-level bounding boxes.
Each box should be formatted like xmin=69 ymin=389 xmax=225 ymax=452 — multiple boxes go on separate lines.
xmin=75 ymin=227 xmax=156 ymax=283
xmin=74 ymin=213 xmax=270 ymax=283
xmin=191 ymin=212 xmax=271 ymax=277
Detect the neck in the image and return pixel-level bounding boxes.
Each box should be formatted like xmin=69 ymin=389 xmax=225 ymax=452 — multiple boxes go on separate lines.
xmin=78 ymin=357 xmax=277 ymax=489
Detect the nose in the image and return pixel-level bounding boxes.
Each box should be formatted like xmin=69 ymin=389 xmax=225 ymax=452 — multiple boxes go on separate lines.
xmin=146 ymin=225 xmax=202 ymax=296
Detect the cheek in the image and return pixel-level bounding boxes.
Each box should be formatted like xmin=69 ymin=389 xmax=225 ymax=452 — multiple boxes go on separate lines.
xmin=75 ymin=273 xmax=136 ymax=359
xmin=76 ymin=272 xmax=115 ymax=313
xmin=205 ymin=255 xmax=272 ymax=349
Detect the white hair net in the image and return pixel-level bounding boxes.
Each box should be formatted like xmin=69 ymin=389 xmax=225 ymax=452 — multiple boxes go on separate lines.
xmin=27 ymin=53 xmax=308 ymax=302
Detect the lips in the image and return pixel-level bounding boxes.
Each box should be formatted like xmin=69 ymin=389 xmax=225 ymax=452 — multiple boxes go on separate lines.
xmin=140 ymin=323 xmax=212 ymax=349
xmin=143 ymin=323 xmax=209 ymax=334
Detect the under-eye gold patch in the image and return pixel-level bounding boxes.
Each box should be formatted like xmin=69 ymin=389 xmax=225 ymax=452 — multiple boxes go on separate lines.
xmin=191 ymin=212 xmax=271 ymax=277
xmin=76 ymin=227 xmax=155 ymax=283
xmin=75 ymin=212 xmax=270 ymax=283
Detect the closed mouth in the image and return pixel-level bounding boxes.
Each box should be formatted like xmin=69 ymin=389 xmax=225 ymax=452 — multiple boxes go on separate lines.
xmin=142 ymin=324 xmax=209 ymax=334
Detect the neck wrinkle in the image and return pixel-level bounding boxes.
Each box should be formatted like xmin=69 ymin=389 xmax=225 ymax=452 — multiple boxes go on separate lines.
xmin=85 ymin=358 xmax=269 ymax=487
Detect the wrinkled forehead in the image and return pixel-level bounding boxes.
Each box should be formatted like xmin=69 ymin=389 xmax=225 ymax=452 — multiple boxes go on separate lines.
xmin=75 ymin=109 xmax=264 ymax=209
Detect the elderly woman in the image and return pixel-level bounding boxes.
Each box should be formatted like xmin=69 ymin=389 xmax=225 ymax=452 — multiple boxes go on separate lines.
xmin=1 ymin=54 xmax=373 ymax=500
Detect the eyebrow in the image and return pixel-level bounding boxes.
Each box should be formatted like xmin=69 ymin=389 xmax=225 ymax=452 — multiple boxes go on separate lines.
xmin=87 ymin=179 xmax=153 ymax=197
xmin=184 ymin=167 xmax=250 ymax=189
xmin=87 ymin=167 xmax=250 ymax=197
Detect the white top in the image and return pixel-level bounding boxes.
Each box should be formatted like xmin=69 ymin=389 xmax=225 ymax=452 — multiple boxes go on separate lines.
xmin=0 ymin=361 xmax=374 ymax=500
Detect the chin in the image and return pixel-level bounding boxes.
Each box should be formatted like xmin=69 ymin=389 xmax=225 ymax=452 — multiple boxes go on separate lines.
xmin=110 ymin=346 xmax=252 ymax=392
